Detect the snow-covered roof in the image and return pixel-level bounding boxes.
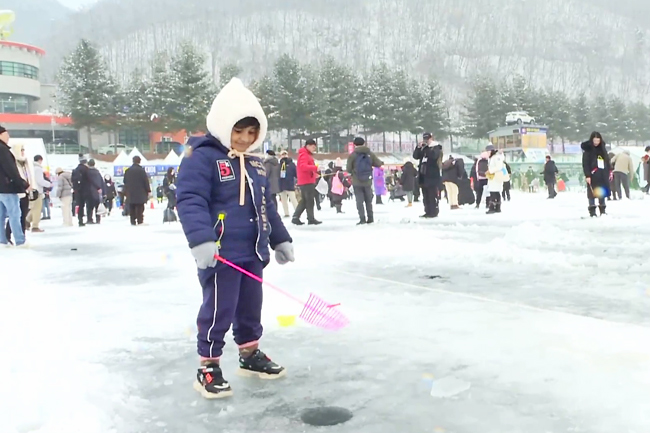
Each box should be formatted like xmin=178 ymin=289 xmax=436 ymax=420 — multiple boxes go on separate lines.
xmin=128 ymin=148 xmax=147 ymax=163
xmin=163 ymin=150 xmax=181 ymax=165
xmin=112 ymin=150 xmax=131 ymax=165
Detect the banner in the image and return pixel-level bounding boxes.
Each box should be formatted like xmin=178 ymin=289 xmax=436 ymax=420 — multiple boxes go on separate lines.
xmin=114 ymin=165 xmax=179 ymax=177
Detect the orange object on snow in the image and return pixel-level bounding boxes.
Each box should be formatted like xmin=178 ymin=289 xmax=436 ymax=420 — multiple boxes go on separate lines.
xmin=150 ymin=200 xmax=155 ymax=209
xmin=557 ymin=179 xmax=566 ymax=192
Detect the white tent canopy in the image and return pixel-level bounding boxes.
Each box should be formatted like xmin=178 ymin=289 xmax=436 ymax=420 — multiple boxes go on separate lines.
xmin=163 ymin=150 xmax=181 ymax=165
xmin=112 ymin=150 xmax=131 ymax=166
xmin=128 ymin=147 xmax=147 ymax=164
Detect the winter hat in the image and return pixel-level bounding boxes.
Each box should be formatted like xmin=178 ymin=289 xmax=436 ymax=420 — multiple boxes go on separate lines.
xmin=353 ymin=137 xmax=365 ymax=146
xmin=423 ymin=132 xmax=432 ymax=140
xmin=55 ymin=167 xmax=64 ymax=175
xmin=206 ymin=78 xmax=268 ymax=152
xmin=485 ymin=144 xmax=495 ymax=152
xmin=305 ymin=139 xmax=317 ymax=146
xmin=335 ymin=157 xmax=343 ymax=167
xmin=266 ymin=149 xmax=276 ymax=156
xmin=280 ymin=150 xmax=288 ymax=156
xmin=0 ymin=125 xmax=6 ymax=134
xmin=78 ymin=153 xmax=88 ymax=163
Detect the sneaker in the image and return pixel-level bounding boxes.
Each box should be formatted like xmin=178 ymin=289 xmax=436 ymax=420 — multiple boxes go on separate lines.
xmin=15 ymin=243 xmax=30 ymax=249
xmin=406 ymin=203 xmax=413 ymax=208
xmin=356 ymin=220 xmax=367 ymax=225
xmin=31 ymin=228 xmax=44 ymax=233
xmin=193 ymin=364 xmax=233 ymax=399
xmin=238 ymin=349 xmax=286 ymax=380
xmin=307 ymin=220 xmax=322 ymax=225
xmin=291 ymin=218 xmax=304 ymax=226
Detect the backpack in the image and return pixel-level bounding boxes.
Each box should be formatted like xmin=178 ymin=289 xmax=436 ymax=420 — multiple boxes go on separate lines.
xmin=477 ymin=159 xmax=489 ymax=177
xmin=71 ymin=167 xmax=82 ymax=188
xmin=355 ymin=153 xmax=373 ymax=182
xmin=331 ymin=172 xmax=345 ymax=195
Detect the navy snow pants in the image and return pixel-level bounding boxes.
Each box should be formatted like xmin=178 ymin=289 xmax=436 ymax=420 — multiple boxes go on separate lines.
xmin=197 ymin=260 xmax=264 ymax=359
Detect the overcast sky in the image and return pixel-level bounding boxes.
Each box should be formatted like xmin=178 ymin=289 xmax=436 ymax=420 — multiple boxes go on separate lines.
xmin=58 ymin=0 xmax=97 ymax=9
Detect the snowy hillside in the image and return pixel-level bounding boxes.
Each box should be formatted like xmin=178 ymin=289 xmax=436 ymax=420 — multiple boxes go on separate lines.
xmin=33 ymin=0 xmax=650 ymax=102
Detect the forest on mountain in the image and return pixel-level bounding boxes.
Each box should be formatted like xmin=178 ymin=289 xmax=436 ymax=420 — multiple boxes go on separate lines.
xmin=27 ymin=0 xmax=650 ymax=107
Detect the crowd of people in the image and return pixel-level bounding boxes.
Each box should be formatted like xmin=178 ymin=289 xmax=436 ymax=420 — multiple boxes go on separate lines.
xmin=0 ymin=133 xmax=170 ymax=246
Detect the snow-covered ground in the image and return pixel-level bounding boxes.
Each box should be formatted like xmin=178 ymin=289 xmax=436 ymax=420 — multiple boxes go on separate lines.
xmin=2 ymin=191 xmax=650 ymax=433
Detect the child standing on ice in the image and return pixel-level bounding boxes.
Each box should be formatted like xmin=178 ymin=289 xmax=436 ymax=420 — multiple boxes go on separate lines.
xmin=176 ymin=78 xmax=295 ymax=399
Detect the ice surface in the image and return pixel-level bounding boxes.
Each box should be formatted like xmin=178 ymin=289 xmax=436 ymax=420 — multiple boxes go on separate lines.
xmin=2 ymin=191 xmax=650 ymax=433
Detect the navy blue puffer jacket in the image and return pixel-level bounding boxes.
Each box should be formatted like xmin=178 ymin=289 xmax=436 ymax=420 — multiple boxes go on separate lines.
xmin=176 ymin=134 xmax=291 ymax=264
xmin=176 ymin=78 xmax=292 ymax=264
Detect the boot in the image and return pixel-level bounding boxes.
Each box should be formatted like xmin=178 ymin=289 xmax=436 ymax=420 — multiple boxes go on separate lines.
xmin=194 ymin=363 xmax=233 ymax=399
xmin=495 ymin=202 xmax=502 ymax=213
xmin=238 ymin=349 xmax=286 ymax=380
xmin=588 ymin=206 xmax=597 ymax=217
xmin=598 ymin=205 xmax=607 ymax=216
xmin=486 ymin=201 xmax=497 ymax=214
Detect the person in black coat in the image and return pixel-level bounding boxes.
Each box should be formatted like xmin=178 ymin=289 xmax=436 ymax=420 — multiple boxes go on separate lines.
xmin=542 ymin=156 xmax=559 ymax=199
xmin=0 ymin=127 xmax=29 ymax=246
xmin=400 ymin=160 xmax=417 ymax=206
xmin=71 ymin=156 xmax=92 ymax=227
xmin=86 ymin=159 xmax=106 ymax=224
xmin=104 ymin=175 xmax=117 ymax=215
xmin=582 ymin=131 xmax=611 ymax=217
xmin=456 ymin=158 xmax=475 ymax=206
xmin=123 ymin=156 xmax=151 ymax=225
xmin=162 ymin=167 xmax=177 ymax=209
xmin=412 ymin=132 xmax=443 ymax=218
xmin=502 ymin=161 xmax=512 ymax=201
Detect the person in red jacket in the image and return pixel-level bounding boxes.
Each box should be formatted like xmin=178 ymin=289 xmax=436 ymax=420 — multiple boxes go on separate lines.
xmin=292 ymin=139 xmax=322 ymax=225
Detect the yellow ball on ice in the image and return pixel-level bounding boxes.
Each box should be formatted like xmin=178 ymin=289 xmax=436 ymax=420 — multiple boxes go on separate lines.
xmin=592 ymin=186 xmax=607 ymax=199
xmin=277 ymin=315 xmax=297 ymax=327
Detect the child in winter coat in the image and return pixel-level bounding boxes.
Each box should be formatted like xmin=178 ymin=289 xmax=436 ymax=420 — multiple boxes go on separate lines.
xmin=330 ymin=163 xmax=351 ymax=213
xmin=176 ymin=78 xmax=294 ymax=399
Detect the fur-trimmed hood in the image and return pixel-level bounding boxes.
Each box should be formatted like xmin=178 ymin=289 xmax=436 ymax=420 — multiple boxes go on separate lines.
xmin=205 ymin=78 xmax=268 ymax=152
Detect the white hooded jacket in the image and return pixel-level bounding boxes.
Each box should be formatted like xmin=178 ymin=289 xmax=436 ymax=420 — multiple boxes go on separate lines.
xmin=205 ymin=78 xmax=268 ymax=153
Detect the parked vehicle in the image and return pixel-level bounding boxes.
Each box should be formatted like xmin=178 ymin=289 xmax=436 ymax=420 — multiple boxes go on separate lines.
xmin=98 ymin=144 xmax=127 ymax=155
xmin=506 ymin=111 xmax=535 ymax=125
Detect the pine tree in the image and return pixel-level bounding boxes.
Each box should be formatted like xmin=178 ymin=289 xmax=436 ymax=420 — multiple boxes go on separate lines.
xmin=419 ymin=78 xmax=448 ymax=139
xmin=121 ymin=70 xmax=150 ymax=129
xmin=608 ymin=96 xmax=630 ymax=144
xmin=463 ymin=77 xmax=501 ymax=139
xmin=311 ymin=57 xmax=357 ymax=152
xmin=571 ymin=94 xmax=591 ymax=142
xmin=218 ymin=63 xmax=243 ymax=90
xmin=272 ymin=54 xmax=311 ymax=147
xmin=57 ymin=39 xmax=115 ymax=150
xmin=390 ymin=69 xmax=414 ymax=148
xmin=167 ymin=42 xmax=215 ymax=134
xmin=145 ymin=53 xmax=175 ymax=132
xmin=628 ymin=102 xmax=650 ymax=145
xmin=360 ymin=63 xmax=397 ymax=150
xmin=251 ymin=74 xmax=279 ymax=132
xmin=590 ymin=95 xmax=612 ymax=139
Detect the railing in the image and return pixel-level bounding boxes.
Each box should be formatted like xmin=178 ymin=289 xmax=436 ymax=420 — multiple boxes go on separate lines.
xmin=45 ymin=143 xmax=86 ymax=155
